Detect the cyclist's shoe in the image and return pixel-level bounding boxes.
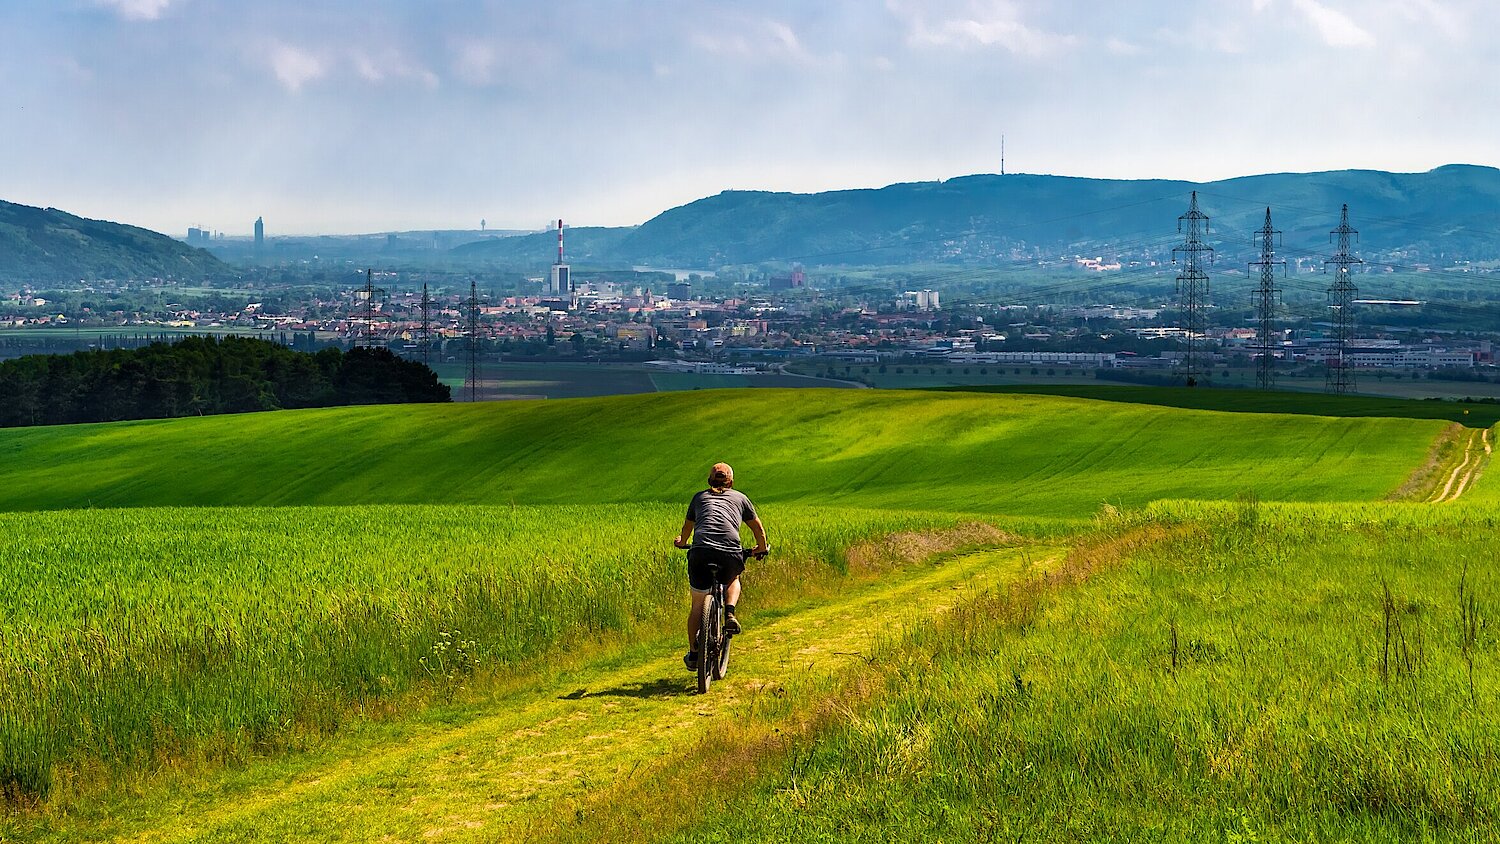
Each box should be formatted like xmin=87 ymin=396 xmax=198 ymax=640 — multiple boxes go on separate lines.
xmin=683 ymin=650 xmax=699 ymax=672
xmin=725 ymin=611 xmax=743 ymax=636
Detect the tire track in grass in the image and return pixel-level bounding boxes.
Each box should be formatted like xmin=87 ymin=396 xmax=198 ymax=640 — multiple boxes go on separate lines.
xmin=1431 ymin=427 xmax=1489 ymax=503
xmin=90 ymin=545 xmax=1052 ymax=844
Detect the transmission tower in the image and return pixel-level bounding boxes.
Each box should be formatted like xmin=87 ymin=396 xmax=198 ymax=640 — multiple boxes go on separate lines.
xmin=463 ymin=279 xmax=481 ymax=402
xmin=356 ymin=269 xmax=386 ymax=348
xmin=1171 ymin=191 xmax=1214 ymax=386
xmin=1249 ymin=208 xmax=1286 ymax=390
xmin=419 ymin=282 xmax=434 ymax=367
xmin=1325 ymin=204 xmax=1362 ymax=394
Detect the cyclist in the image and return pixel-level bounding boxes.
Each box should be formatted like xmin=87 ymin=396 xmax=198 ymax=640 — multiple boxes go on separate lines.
xmin=673 ymin=462 xmax=768 ymax=672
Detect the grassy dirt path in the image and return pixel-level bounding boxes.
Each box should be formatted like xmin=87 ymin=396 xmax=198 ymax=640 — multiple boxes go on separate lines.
xmin=1431 ymin=426 xmax=1491 ymax=502
xmin=39 ymin=545 xmax=1050 ymax=844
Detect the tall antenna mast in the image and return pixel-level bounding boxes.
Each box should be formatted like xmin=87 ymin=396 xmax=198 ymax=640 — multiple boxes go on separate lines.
xmin=464 ymin=279 xmax=481 ymax=402
xmin=1171 ymin=191 xmax=1213 ymax=386
xmin=419 ymin=282 xmax=433 ymax=366
xmin=557 ymin=218 xmax=564 ymax=265
xmin=1249 ymin=208 xmax=1285 ymax=390
xmin=1001 ymin=135 xmax=1005 ymax=176
xmin=1325 ymin=204 xmax=1362 ymax=394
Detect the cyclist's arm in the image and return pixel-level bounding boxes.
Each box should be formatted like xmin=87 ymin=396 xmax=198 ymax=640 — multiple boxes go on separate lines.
xmin=746 ymin=518 xmax=768 ymax=554
xmin=674 ymin=518 xmax=694 ymax=548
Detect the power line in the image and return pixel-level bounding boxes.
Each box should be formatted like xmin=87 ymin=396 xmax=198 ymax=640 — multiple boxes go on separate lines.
xmin=463 ymin=279 xmax=481 ymax=403
xmin=1325 ymin=204 xmax=1362 ymax=394
xmin=419 ymin=282 xmax=434 ymax=367
xmin=357 ymin=269 xmax=386 ymax=348
xmin=1172 ymin=192 xmax=1213 ymax=385
xmin=1249 ymin=208 xmax=1285 ymax=389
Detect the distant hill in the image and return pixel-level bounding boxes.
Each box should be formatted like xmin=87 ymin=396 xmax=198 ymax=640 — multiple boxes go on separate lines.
xmin=450 ymin=226 xmax=635 ymax=266
xmin=0 ymin=200 xmax=228 ymax=281
xmin=454 ymin=165 xmax=1500 ymax=268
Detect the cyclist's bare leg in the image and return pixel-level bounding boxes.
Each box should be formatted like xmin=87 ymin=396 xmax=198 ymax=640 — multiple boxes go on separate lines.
xmin=687 ymin=590 xmax=708 ymax=651
xmin=725 ymin=577 xmax=742 ymax=610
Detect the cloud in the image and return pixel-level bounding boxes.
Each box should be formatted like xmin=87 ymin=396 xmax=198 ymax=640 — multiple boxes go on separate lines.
xmin=350 ymin=49 xmax=439 ymax=88
xmin=267 ymin=43 xmax=328 ymax=92
xmin=690 ymin=17 xmax=817 ymax=64
xmin=893 ymin=0 xmax=1077 ymax=57
xmin=1288 ymin=0 xmax=1376 ymax=48
xmin=94 ymin=0 xmax=178 ymax=21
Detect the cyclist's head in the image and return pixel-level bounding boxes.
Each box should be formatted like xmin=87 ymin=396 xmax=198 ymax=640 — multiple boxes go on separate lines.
xmin=708 ymin=462 xmax=734 ymax=491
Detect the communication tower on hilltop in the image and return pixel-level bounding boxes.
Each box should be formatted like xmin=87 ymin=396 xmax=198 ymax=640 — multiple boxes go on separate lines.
xmin=1171 ymin=192 xmax=1214 ymax=386
xmin=463 ymin=279 xmax=482 ymax=402
xmin=1325 ymin=204 xmax=1362 ymax=394
xmin=1249 ymin=208 xmax=1285 ymax=390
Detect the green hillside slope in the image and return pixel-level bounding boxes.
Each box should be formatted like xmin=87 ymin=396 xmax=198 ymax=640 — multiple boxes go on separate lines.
xmin=0 ymin=199 xmax=228 ymax=281
xmin=0 ymin=389 xmax=1443 ymax=516
xmin=936 ymin=384 xmax=1500 ymax=428
xmin=453 ymin=165 xmax=1500 ymax=267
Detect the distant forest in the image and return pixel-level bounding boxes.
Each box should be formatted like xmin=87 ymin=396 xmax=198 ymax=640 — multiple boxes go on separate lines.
xmin=0 ymin=336 xmax=450 ymax=428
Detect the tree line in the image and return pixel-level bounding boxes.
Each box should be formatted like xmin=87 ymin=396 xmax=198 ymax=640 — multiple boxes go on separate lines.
xmin=0 ymin=335 xmax=450 ymax=427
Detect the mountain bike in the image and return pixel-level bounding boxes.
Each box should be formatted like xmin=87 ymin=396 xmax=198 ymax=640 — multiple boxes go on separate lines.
xmin=694 ymin=547 xmax=767 ymax=695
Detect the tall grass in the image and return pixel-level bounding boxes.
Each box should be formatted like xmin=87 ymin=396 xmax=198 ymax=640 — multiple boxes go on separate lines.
xmin=665 ymin=502 xmax=1500 ymax=842
xmin=0 ymin=502 xmax=987 ymax=802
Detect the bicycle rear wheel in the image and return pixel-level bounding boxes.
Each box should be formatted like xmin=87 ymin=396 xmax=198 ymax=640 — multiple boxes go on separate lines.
xmin=697 ymin=592 xmax=716 ymax=694
xmin=714 ymin=624 xmax=731 ymax=680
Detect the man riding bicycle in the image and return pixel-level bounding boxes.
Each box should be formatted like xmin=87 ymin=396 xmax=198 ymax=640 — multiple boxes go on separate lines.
xmin=673 ymin=462 xmax=768 ymax=673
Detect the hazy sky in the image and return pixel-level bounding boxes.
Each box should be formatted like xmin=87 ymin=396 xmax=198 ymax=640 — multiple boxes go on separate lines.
xmin=2 ymin=0 xmax=1496 ymax=235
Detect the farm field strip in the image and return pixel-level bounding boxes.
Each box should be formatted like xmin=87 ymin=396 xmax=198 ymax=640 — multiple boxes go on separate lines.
xmin=9 ymin=545 xmax=1048 ymax=844
xmin=0 ymin=390 xmax=1447 ymax=516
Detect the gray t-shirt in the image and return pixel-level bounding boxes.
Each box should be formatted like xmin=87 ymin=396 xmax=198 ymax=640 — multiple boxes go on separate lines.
xmin=686 ymin=488 xmax=758 ymax=553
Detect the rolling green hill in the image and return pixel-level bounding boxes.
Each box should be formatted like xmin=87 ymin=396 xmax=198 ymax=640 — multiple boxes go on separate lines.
xmin=0 ymin=389 xmax=1444 ymax=516
xmin=453 ymin=165 xmax=1500 ymax=268
xmin=0 ymin=199 xmax=228 ymax=281
xmin=934 ymin=384 xmax=1500 ymax=428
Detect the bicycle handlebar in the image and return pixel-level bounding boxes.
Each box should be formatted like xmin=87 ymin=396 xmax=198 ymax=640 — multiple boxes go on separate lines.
xmin=674 ymin=541 xmax=769 ymax=561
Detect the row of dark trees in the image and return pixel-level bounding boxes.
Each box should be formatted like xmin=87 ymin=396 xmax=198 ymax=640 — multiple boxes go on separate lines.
xmin=0 ymin=336 xmax=450 ymax=428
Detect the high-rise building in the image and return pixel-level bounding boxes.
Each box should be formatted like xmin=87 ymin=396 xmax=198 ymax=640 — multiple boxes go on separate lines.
xmin=253 ymin=217 xmax=264 ymax=250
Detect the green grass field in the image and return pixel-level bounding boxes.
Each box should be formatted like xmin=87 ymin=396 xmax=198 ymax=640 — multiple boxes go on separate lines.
xmin=0 ymin=386 xmax=1493 ymax=841
xmin=654 ymin=501 xmax=1500 ymax=842
xmin=0 ymin=389 xmax=1444 ymax=515
xmin=0 ymin=503 xmax=990 ymax=800
xmin=938 ymin=383 xmax=1500 ymax=428
xmin=427 ymin=362 xmax=861 ymax=399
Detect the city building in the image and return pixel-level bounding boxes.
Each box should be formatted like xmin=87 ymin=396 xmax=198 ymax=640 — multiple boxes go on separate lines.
xmin=254 ymin=217 xmax=264 ymax=249
xmin=770 ymin=265 xmax=806 ymax=290
xmin=902 ymin=290 xmax=940 ymax=310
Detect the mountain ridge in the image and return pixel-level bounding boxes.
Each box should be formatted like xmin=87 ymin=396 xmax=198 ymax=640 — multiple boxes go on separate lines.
xmin=0 ymin=199 xmax=228 ymax=282
xmin=455 ymin=164 xmax=1500 ymax=268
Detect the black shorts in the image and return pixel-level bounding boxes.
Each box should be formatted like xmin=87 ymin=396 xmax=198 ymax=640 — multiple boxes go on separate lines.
xmin=688 ymin=547 xmax=746 ymax=593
